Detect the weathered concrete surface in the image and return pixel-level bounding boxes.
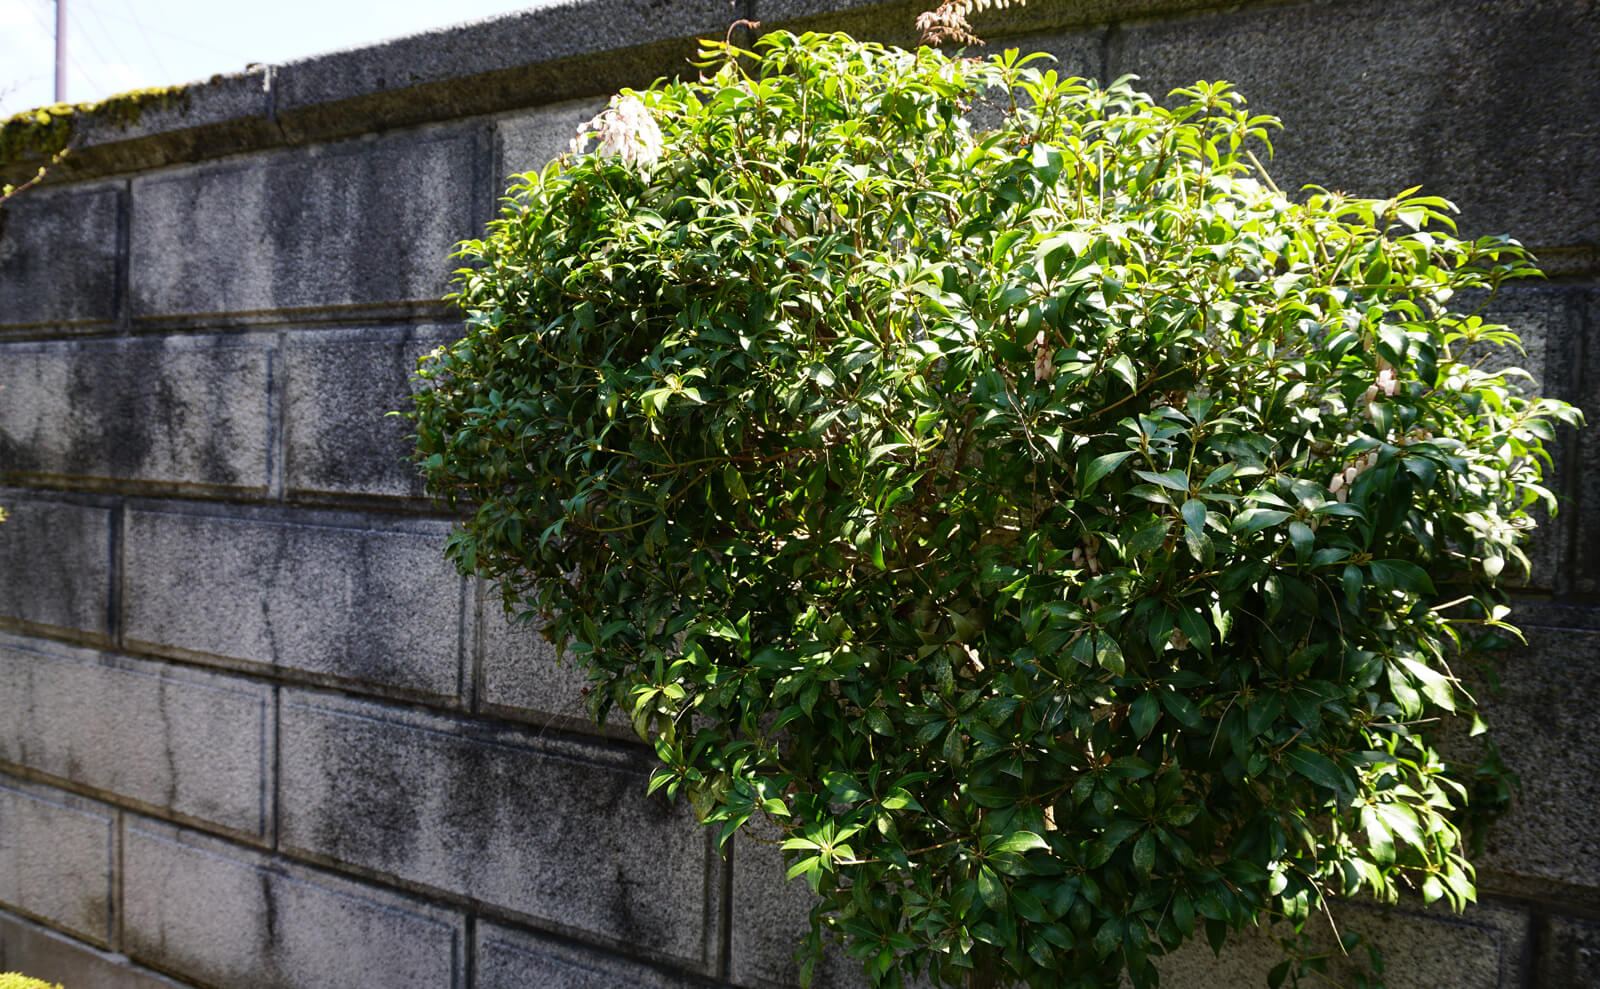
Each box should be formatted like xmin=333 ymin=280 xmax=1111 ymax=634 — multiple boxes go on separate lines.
xmin=1148 ymin=899 xmax=1527 ymax=989
xmin=277 ymin=689 xmax=719 ymax=969
xmin=0 ymin=497 xmax=111 ymax=640
xmin=129 ymin=128 xmax=481 ymax=318
xmin=123 ymin=509 xmax=464 ymax=700
xmin=1474 ymin=286 xmax=1587 ymax=593
xmin=479 ymin=598 xmax=603 ymax=735
xmin=0 ymin=183 xmax=121 ymax=330
xmin=284 ymin=325 xmax=459 ymax=499
xmin=475 ymin=920 xmax=698 ymax=989
xmin=1537 ymin=914 xmax=1600 ymax=987
xmin=1568 ymin=287 xmax=1600 ymax=596
xmin=1110 ymin=0 xmax=1600 ymax=250
xmin=729 ymin=825 xmax=870 ymax=989
xmin=495 ymin=97 xmax=606 ymax=184
xmin=0 ymin=910 xmax=190 ymax=989
xmin=1475 ymin=625 xmax=1600 ymax=894
xmin=0 ymin=635 xmax=271 ymax=838
xmin=123 ymin=817 xmax=464 ymax=989
xmin=0 ymin=336 xmax=272 ymax=491
xmin=271 ymin=0 xmax=736 ymax=140
xmin=0 ymin=775 xmax=112 ymax=946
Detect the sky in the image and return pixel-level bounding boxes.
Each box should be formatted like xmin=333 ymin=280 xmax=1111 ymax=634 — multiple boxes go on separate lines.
xmin=0 ymin=0 xmax=557 ymax=118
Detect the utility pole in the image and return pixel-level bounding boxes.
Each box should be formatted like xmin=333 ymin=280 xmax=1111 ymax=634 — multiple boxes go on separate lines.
xmin=54 ymin=0 xmax=66 ymax=103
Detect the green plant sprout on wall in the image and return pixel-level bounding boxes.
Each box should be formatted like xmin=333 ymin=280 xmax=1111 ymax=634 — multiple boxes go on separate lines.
xmin=409 ymin=31 xmax=1578 ymax=989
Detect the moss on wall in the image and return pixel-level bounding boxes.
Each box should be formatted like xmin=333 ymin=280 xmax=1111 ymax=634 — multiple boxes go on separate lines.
xmin=0 ymin=85 xmax=190 ymax=167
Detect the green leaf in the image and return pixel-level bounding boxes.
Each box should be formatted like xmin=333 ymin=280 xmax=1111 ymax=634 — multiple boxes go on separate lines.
xmin=1368 ymin=559 xmax=1436 ymax=594
xmin=993 ymin=831 xmax=1050 ymax=854
xmin=1134 ymin=468 xmax=1189 ymax=492
xmin=1130 ymin=693 xmax=1160 ymax=738
xmin=1181 ymin=498 xmax=1207 ymax=541
xmin=1283 ymin=745 xmax=1348 ymax=794
xmin=1232 ymin=508 xmax=1290 ymax=534
xmin=1082 ymin=451 xmax=1134 ymax=493
xmin=978 ymin=864 xmax=1007 ymax=910
xmin=822 ymin=772 xmax=869 ymax=803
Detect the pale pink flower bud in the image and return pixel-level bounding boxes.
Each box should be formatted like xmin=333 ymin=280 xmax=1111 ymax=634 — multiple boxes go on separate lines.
xmin=1376 ymin=367 xmax=1399 ymax=397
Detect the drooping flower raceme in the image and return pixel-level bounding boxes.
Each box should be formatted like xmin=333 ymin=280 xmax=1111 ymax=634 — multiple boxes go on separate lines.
xmin=569 ymin=93 xmax=664 ymax=168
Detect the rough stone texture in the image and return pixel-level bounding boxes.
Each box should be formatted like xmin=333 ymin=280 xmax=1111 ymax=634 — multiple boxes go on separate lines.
xmin=1537 ymin=914 xmax=1600 ymax=987
xmin=123 ymin=509 xmax=464 ymax=700
xmin=1111 ymin=0 xmax=1600 ymax=250
xmin=1148 ymin=900 xmax=1527 ymax=989
xmin=475 ymin=920 xmax=697 ymax=989
xmin=1568 ymin=286 xmax=1600 ymax=595
xmin=129 ymin=128 xmax=481 ymax=318
xmin=0 ymin=776 xmax=113 ymax=946
xmin=479 ymin=599 xmax=603 ymax=735
xmin=1473 ymin=286 xmax=1587 ymax=593
xmin=1474 ymin=625 xmax=1600 ymax=893
xmin=0 ymin=911 xmax=190 ymax=989
xmin=271 ymin=1 xmax=735 ymax=127
xmin=496 ymin=97 xmax=606 ymax=183
xmin=0 ymin=336 xmax=272 ymax=491
xmin=728 ymin=824 xmax=870 ymax=989
xmin=0 ymin=634 xmax=271 ymax=838
xmin=0 ymin=497 xmax=111 ymax=640
xmin=277 ymin=689 xmax=718 ymax=969
xmin=0 ymin=183 xmax=121 ymax=330
xmin=71 ymin=68 xmax=272 ymax=148
xmin=123 ymin=817 xmax=464 ymax=989
xmin=284 ymin=325 xmax=460 ymax=499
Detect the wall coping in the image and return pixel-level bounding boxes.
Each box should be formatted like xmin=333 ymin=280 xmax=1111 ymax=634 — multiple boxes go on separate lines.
xmin=0 ymin=0 xmax=1245 ymax=186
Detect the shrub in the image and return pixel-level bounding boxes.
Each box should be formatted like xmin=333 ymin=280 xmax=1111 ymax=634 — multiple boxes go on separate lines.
xmin=410 ymin=31 xmax=1577 ymax=988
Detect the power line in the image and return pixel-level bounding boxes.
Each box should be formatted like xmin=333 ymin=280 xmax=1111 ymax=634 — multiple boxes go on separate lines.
xmin=75 ymin=0 xmax=252 ymax=64
xmin=63 ymin=2 xmax=124 ymax=96
xmin=116 ymin=0 xmax=173 ymax=80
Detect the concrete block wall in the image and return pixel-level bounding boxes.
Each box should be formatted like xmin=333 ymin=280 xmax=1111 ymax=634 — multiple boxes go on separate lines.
xmin=0 ymin=1 xmax=1595 ymax=986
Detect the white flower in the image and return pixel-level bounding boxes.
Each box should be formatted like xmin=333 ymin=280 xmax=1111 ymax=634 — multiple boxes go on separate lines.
xmin=570 ymin=94 xmax=663 ymax=169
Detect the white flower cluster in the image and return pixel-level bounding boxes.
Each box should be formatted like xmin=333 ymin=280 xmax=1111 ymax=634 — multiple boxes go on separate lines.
xmin=1361 ymin=362 xmax=1400 ymax=417
xmin=1328 ymin=450 xmax=1379 ymax=502
xmin=570 ymin=94 xmax=664 ymax=169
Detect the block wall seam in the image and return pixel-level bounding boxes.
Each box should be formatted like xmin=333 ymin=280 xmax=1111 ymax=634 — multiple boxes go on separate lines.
xmin=111 ymin=807 xmax=125 ymax=954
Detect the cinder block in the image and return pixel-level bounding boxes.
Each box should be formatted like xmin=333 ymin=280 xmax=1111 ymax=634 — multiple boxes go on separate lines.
xmin=123 ymin=509 xmax=464 ymax=700
xmin=496 ymin=97 xmax=606 ymax=185
xmin=284 ymin=325 xmax=460 ymax=499
xmin=129 ymin=129 xmax=480 ymax=317
xmin=1569 ymin=290 xmax=1600 ymax=594
xmin=479 ymin=598 xmax=604 ymax=735
xmin=475 ymin=920 xmax=695 ymax=989
xmin=1111 ymin=0 xmax=1600 ymax=250
xmin=1149 ymin=899 xmax=1526 ymax=989
xmin=122 ymin=817 xmax=463 ymax=989
xmin=0 ymin=183 xmax=120 ymax=329
xmin=0 ymin=775 xmax=113 ymax=946
xmin=277 ymin=690 xmax=718 ymax=968
xmin=728 ymin=824 xmax=870 ymax=989
xmin=1474 ymin=625 xmax=1600 ymax=893
xmin=0 ymin=909 xmax=190 ymax=989
xmin=1537 ymin=914 xmax=1600 ymax=987
xmin=0 ymin=635 xmax=271 ymax=838
xmin=0 ymin=336 xmax=271 ymax=491
xmin=1470 ymin=287 xmax=1585 ymax=593
xmin=0 ymin=497 xmax=111 ymax=640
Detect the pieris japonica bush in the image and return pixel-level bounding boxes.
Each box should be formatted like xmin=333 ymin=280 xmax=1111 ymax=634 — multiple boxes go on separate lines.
xmin=410 ymin=31 xmax=1578 ymax=989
